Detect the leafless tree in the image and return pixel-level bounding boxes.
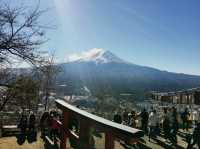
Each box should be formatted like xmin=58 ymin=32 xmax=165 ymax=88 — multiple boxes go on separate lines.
xmin=0 ymin=75 xmax=40 ymax=111
xmin=0 ymin=2 xmax=47 ymax=66
xmin=35 ymin=54 xmax=61 ymax=110
xmin=0 ymin=2 xmax=49 ymax=111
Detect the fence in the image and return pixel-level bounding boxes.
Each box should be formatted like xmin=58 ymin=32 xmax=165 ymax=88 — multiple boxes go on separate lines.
xmin=54 ymin=99 xmax=144 ymax=149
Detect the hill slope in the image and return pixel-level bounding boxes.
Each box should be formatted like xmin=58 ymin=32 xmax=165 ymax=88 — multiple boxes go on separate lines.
xmin=55 ymin=49 xmax=200 ymax=99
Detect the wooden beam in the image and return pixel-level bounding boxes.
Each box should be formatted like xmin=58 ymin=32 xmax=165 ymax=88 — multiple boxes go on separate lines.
xmin=55 ymin=99 xmax=144 ymax=149
xmin=69 ymin=130 xmax=79 ymax=139
xmin=45 ymin=136 xmax=54 ymax=146
xmin=56 ymin=100 xmax=143 ymax=138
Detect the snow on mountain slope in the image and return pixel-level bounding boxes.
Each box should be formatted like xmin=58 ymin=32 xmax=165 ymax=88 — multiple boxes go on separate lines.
xmin=67 ymin=48 xmax=125 ymax=64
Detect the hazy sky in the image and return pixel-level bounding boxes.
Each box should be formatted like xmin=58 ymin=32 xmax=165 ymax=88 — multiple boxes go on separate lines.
xmin=4 ymin=0 xmax=200 ymax=75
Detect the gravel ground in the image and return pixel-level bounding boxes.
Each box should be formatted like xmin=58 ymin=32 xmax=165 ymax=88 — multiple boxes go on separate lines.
xmin=0 ymin=130 xmax=194 ymax=149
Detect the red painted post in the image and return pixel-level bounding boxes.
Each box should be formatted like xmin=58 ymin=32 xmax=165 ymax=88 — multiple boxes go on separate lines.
xmin=105 ymin=132 xmax=114 ymax=149
xmin=60 ymin=111 xmax=69 ymax=149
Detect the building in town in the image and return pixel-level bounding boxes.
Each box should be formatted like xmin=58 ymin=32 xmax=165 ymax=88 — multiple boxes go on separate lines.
xmin=151 ymin=88 xmax=200 ymax=105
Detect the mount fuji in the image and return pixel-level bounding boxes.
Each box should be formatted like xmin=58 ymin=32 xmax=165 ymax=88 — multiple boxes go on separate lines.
xmin=67 ymin=48 xmax=125 ymax=64
xmin=56 ymin=48 xmax=200 ymax=99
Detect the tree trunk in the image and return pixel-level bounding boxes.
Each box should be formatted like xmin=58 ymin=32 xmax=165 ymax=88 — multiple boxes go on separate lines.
xmin=44 ymin=91 xmax=49 ymax=111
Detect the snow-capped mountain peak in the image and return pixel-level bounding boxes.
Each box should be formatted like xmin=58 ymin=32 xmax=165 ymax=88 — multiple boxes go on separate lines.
xmin=67 ymin=48 xmax=124 ymax=64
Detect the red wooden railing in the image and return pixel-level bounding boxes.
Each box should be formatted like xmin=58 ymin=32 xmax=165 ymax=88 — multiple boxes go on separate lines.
xmin=55 ymin=99 xmax=144 ymax=149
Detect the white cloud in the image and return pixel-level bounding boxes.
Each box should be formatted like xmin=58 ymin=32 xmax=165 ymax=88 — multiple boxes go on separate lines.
xmin=67 ymin=48 xmax=105 ymax=62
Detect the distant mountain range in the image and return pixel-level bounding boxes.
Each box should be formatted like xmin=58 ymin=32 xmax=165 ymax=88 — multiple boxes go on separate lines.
xmin=55 ymin=48 xmax=200 ymax=100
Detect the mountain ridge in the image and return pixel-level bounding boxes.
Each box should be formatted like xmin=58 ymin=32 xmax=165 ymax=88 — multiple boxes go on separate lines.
xmin=55 ymin=49 xmax=200 ymax=99
xmin=65 ymin=48 xmax=200 ymax=76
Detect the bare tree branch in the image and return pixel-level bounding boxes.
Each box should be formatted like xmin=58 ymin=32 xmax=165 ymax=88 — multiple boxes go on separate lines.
xmin=0 ymin=2 xmax=48 ymax=66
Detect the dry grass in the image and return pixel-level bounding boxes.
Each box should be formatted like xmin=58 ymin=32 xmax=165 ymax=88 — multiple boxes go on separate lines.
xmin=0 ymin=136 xmax=73 ymax=149
xmin=0 ymin=135 xmax=123 ymax=149
xmin=0 ymin=137 xmax=44 ymax=149
xmin=0 ymin=131 xmax=191 ymax=149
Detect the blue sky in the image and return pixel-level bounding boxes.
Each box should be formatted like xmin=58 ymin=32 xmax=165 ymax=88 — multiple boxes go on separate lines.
xmin=4 ymin=0 xmax=200 ymax=75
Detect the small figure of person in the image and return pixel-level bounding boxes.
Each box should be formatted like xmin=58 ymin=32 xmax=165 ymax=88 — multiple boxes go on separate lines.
xmin=181 ymin=108 xmax=190 ymax=131
xmin=122 ymin=109 xmax=129 ymax=125
xmin=19 ymin=114 xmax=27 ymax=135
xmin=113 ymin=111 xmax=122 ymax=124
xmin=187 ymin=122 xmax=200 ymax=149
xmin=170 ymin=107 xmax=178 ymax=145
xmin=40 ymin=112 xmax=51 ymax=139
xmin=29 ymin=112 xmax=36 ymax=131
xmin=148 ymin=110 xmax=159 ymax=141
xmin=129 ymin=111 xmax=137 ymax=128
xmin=50 ymin=111 xmax=60 ymax=142
xmin=17 ymin=114 xmax=27 ymax=145
xmin=140 ymin=108 xmax=149 ymax=134
xmin=162 ymin=108 xmax=170 ymax=142
xmin=27 ymin=112 xmax=37 ymax=143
